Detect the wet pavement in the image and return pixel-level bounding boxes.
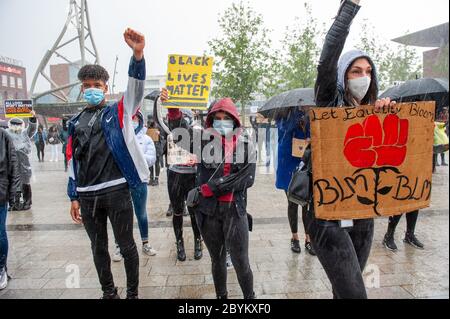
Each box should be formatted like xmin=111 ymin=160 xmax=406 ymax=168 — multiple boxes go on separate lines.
xmin=1 ymin=150 xmax=448 ymax=299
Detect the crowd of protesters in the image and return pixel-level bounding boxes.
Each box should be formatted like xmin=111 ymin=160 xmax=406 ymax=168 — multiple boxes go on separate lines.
xmin=1 ymin=0 xmax=449 ymax=298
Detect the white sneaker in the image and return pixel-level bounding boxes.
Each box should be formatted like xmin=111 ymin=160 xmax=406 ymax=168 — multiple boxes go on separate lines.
xmin=0 ymin=267 xmax=8 ymax=290
xmin=112 ymin=247 xmax=123 ymax=262
xmin=142 ymin=243 xmax=157 ymax=256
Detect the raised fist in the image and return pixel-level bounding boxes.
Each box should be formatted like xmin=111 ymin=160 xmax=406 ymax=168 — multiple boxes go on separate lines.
xmin=124 ymin=28 xmax=145 ymax=60
xmin=344 ymin=114 xmax=409 ymax=168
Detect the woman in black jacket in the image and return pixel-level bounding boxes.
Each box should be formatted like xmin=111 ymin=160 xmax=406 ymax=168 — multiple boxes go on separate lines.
xmin=0 ymin=128 xmax=21 ymax=289
xmin=312 ymin=0 xmax=396 ymax=299
xmin=195 ymin=98 xmax=257 ymax=299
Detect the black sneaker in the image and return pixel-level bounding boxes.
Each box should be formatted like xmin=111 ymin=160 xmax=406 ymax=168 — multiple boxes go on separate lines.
xmin=404 ymin=232 xmax=424 ymax=250
xmin=176 ymin=240 xmax=186 ymax=262
xmin=194 ymin=238 xmax=203 ymax=260
xmin=291 ymin=239 xmax=301 ymax=254
xmin=101 ymin=288 xmax=120 ymax=299
xmin=305 ymin=241 xmax=316 ymax=256
xmin=383 ymin=233 xmax=398 ymax=251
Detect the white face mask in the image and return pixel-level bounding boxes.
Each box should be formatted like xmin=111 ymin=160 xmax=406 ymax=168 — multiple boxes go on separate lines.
xmin=348 ymin=76 xmax=371 ymax=102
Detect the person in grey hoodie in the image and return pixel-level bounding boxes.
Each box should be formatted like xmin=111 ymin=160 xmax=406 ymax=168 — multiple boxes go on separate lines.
xmin=312 ymin=0 xmax=396 ymax=299
xmin=5 ymin=113 xmax=38 ymax=211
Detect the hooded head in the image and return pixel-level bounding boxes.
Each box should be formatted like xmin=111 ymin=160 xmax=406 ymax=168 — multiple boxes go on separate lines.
xmin=8 ymin=117 xmax=24 ymax=133
xmin=337 ymin=50 xmax=379 ymax=106
xmin=205 ymin=98 xmax=241 ymax=130
xmin=132 ymin=111 xmax=144 ymax=134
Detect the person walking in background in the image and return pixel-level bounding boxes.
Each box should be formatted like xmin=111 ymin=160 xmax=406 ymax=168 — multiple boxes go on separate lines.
xmin=383 ymin=210 xmax=424 ymax=251
xmin=147 ymin=116 xmax=164 ymax=186
xmin=276 ymin=105 xmax=315 ymax=255
xmin=5 ymin=113 xmax=38 ymax=211
xmin=436 ymin=107 xmax=448 ymax=166
xmin=433 ymin=120 xmax=449 ymax=173
xmin=34 ymin=125 xmax=47 ymax=162
xmin=60 ymin=118 xmax=70 ymax=172
xmin=0 ymin=127 xmax=21 ymax=289
xmin=113 ymin=111 xmax=158 ymax=261
xmin=47 ymin=125 xmax=61 ymax=162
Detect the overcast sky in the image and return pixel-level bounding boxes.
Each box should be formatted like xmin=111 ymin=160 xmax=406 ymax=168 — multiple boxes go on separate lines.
xmin=0 ymin=0 xmax=448 ymax=93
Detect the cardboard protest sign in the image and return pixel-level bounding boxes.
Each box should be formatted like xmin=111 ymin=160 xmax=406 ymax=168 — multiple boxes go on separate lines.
xmin=146 ymin=128 xmax=160 ymax=142
xmin=164 ymin=54 xmax=213 ymax=110
xmin=167 ymin=139 xmax=194 ymax=165
xmin=292 ymin=138 xmax=309 ymax=158
xmin=4 ymin=100 xmax=33 ymax=118
xmin=309 ymin=102 xmax=435 ymax=220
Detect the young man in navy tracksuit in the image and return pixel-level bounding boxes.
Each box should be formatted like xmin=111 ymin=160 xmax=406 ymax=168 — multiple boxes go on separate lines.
xmin=67 ymin=28 xmax=149 ymax=299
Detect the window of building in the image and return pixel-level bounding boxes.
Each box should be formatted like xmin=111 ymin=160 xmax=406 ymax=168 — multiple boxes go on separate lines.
xmin=17 ymin=78 xmax=23 ymax=89
xmin=1 ymin=75 xmax=7 ymax=87
xmin=9 ymin=76 xmax=15 ymax=88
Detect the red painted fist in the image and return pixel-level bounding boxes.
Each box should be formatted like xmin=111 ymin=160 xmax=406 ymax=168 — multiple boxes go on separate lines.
xmin=344 ymin=114 xmax=409 ymax=168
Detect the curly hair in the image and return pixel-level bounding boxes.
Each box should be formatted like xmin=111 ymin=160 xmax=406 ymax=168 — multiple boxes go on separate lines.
xmin=77 ymin=64 xmax=110 ymax=83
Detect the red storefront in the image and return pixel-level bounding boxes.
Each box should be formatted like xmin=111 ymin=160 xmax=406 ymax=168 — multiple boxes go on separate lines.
xmin=0 ymin=56 xmax=28 ymax=125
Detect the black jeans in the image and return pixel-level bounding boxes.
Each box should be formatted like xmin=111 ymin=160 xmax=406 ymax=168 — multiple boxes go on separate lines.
xmin=79 ymin=188 xmax=139 ymax=297
xmin=309 ymin=216 xmax=374 ymax=299
xmin=150 ymin=156 xmax=161 ymax=180
xmin=196 ymin=203 xmax=254 ymax=298
xmin=35 ymin=143 xmax=44 ymax=161
xmin=167 ymin=170 xmax=201 ymax=241
xmin=388 ymin=210 xmax=419 ymax=234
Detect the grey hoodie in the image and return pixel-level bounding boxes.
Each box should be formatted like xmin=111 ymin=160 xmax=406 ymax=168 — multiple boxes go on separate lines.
xmin=337 ymin=49 xmax=379 ymax=105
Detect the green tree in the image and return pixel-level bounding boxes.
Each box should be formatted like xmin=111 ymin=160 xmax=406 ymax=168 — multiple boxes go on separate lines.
xmin=357 ymin=20 xmax=422 ymax=90
xmin=208 ymin=1 xmax=272 ymax=122
xmin=281 ymin=3 xmax=323 ymax=90
xmin=384 ymin=44 xmax=422 ymax=84
xmin=432 ymin=44 xmax=449 ymax=79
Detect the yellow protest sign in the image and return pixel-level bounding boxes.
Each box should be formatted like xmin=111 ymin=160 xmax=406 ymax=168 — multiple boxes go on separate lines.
xmin=163 ymin=54 xmax=213 ymax=110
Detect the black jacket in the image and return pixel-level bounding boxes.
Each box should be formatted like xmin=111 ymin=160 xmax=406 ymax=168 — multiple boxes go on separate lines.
xmin=196 ymin=130 xmax=256 ymax=217
xmin=315 ymin=0 xmax=361 ymax=107
xmin=0 ymin=128 xmax=21 ymax=204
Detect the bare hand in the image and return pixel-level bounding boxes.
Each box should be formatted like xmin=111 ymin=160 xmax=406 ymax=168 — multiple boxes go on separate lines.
xmin=124 ymin=28 xmax=145 ymax=61
xmin=374 ymin=97 xmax=396 ymax=112
xmin=160 ymin=88 xmax=169 ymax=103
xmin=70 ymin=200 xmax=82 ymax=224
xmin=30 ymin=110 xmax=36 ymax=117
xmin=187 ymin=154 xmax=198 ymax=166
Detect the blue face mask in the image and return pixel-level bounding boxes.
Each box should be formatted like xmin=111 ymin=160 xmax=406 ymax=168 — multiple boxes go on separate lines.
xmin=213 ymin=119 xmax=234 ymax=136
xmin=83 ymin=88 xmax=105 ymax=106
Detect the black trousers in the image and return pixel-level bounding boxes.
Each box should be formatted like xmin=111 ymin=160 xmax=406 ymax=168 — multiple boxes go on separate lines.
xmin=196 ymin=203 xmax=254 ymax=298
xmin=309 ymin=216 xmax=374 ymax=299
xmin=150 ymin=156 xmax=161 ymax=180
xmin=167 ymin=170 xmax=201 ymax=241
xmin=388 ymin=210 xmax=419 ymax=234
xmin=79 ymin=188 xmax=139 ymax=297
xmin=35 ymin=143 xmax=44 ymax=161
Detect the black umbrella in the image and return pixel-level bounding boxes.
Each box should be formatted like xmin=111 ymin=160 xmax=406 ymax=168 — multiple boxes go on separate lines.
xmin=258 ymin=88 xmax=315 ymax=119
xmin=380 ymin=78 xmax=449 ymax=110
